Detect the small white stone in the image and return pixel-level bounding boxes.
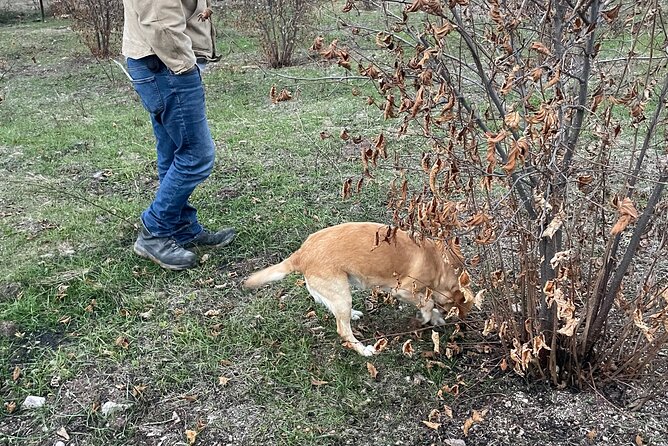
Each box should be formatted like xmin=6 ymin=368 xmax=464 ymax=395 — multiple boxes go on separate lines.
xmin=21 ymin=395 xmax=46 ymax=410
xmin=101 ymin=401 xmax=131 ymax=417
xmin=55 ymin=441 xmax=66 ymax=446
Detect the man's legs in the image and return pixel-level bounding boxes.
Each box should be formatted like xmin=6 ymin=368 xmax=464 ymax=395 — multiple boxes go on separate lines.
xmin=151 ymin=120 xmax=201 ymax=240
xmin=141 ymin=64 xmax=213 ymax=244
xmin=128 ymin=56 xmax=235 ymax=269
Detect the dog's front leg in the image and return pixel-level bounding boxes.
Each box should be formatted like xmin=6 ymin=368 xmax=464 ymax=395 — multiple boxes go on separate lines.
xmin=336 ymin=316 xmax=375 ymax=357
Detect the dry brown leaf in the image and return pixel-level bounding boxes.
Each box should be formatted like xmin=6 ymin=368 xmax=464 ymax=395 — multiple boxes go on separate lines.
xmin=426 ymin=360 xmax=447 ymax=369
xmin=635 ymin=434 xmax=644 ymax=446
xmin=422 ymin=420 xmax=441 ymax=430
xmin=602 ymin=3 xmax=621 ymax=23
xmin=341 ymin=178 xmax=353 ymax=199
xmin=359 ymin=63 xmax=380 ymax=79
xmin=462 ymin=417 xmax=474 ymax=436
xmin=319 ymin=39 xmax=339 ymax=59
xmin=186 ymin=429 xmax=198 ymax=446
xmin=442 ymin=404 xmax=453 ymax=419
xmin=432 ymin=21 xmax=455 ymax=39
xmin=542 ymin=212 xmax=565 ymax=239
xmin=482 ymin=318 xmax=496 ymax=336
xmin=383 ymin=95 xmax=396 ymax=120
xmin=374 ymin=338 xmax=389 ymax=352
xmin=309 ymin=36 xmax=324 ymax=52
xmin=474 ymin=289 xmax=486 ymax=309
xmin=132 ymin=384 xmax=148 ymax=397
xmin=530 ymin=66 xmax=544 ymax=82
xmin=4 ymin=401 xmax=16 ymax=413
xmin=204 ymin=309 xmax=221 ymax=317
xmin=366 ymin=362 xmax=378 ymax=379
xmin=84 ymin=299 xmax=96 ymax=312
xmin=310 ymin=378 xmax=328 ymax=386
xmin=633 ymin=308 xmax=654 ymax=343
xmin=485 ymin=130 xmax=507 ymax=144
xmin=463 ymin=408 xmax=487 ymax=436
xmin=374 ymin=32 xmax=394 ymax=49
xmin=275 ymin=89 xmax=292 ymax=103
xmin=610 ymin=197 xmax=639 ymax=235
xmin=56 ymin=427 xmax=70 ymax=440
xmin=11 ymin=365 xmax=20 ymax=382
xmin=504 ymin=111 xmax=521 ymax=130
xmin=544 ymin=68 xmax=561 ymax=90
xmin=557 ymin=316 xmax=579 ymax=337
xmin=218 ymin=376 xmax=230 ymax=386
xmin=458 ymin=270 xmax=471 ymax=288
xmin=531 ymin=41 xmax=551 ymax=56
xmin=431 ymin=330 xmax=440 ymax=354
xmin=402 ymin=339 xmax=414 ymax=358
xmin=115 ymin=336 xmax=130 ymax=349
xmin=438 ymin=384 xmax=459 ymax=398
xmin=472 ymin=409 xmax=487 ymax=422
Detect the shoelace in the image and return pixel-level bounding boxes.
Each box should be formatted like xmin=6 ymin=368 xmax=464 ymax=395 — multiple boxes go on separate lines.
xmin=166 ymin=239 xmax=183 ymax=251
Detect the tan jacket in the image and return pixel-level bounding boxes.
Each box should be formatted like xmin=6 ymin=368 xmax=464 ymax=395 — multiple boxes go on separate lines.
xmin=122 ymin=0 xmax=218 ymax=74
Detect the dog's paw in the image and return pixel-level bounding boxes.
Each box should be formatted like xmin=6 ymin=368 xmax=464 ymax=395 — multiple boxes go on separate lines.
xmin=361 ymin=344 xmax=376 ymax=357
xmin=430 ymin=309 xmax=446 ymax=326
xmin=351 ymin=309 xmax=364 ymax=320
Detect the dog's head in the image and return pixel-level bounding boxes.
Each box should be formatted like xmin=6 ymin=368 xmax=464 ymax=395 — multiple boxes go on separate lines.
xmin=433 ymin=288 xmax=474 ymax=319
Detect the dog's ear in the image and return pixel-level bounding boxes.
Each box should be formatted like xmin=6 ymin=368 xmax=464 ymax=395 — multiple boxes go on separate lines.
xmin=453 ymin=289 xmax=474 ymax=319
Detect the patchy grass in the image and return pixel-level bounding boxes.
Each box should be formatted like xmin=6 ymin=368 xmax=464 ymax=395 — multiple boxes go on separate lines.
xmin=0 ymin=7 xmax=666 ymax=446
xmin=0 ymin=11 xmax=456 ymax=446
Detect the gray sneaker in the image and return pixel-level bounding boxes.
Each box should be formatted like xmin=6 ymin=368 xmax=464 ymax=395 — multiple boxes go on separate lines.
xmin=133 ymin=225 xmax=198 ymax=271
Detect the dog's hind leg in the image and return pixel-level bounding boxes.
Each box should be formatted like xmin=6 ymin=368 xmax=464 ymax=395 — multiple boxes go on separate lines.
xmin=305 ymin=276 xmax=375 ymax=357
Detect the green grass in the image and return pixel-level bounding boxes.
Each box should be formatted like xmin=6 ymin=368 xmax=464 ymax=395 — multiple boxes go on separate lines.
xmin=0 ymin=12 xmax=466 ymax=446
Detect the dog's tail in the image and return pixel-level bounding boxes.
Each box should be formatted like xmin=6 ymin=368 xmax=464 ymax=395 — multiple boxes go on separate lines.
xmin=243 ymin=256 xmax=296 ymax=289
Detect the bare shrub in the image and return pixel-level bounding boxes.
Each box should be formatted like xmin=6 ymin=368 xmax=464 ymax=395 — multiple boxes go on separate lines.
xmin=52 ymin=0 xmax=122 ymax=58
xmin=233 ymin=0 xmax=319 ymax=68
xmin=325 ymin=0 xmax=668 ymax=396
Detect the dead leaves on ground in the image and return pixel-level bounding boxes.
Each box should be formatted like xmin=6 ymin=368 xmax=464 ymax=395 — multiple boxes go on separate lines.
xmin=421 ymin=403 xmax=487 ymax=439
xmin=269 ymin=85 xmax=293 ymax=104
xmin=462 ymin=408 xmax=488 ymax=436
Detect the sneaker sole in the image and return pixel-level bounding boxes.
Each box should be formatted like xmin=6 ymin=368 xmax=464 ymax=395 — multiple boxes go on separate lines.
xmin=133 ymin=243 xmax=197 ymax=271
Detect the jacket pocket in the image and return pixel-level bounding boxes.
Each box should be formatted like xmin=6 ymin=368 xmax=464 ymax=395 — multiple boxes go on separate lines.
xmin=131 ymin=76 xmax=164 ymax=115
xmin=185 ymin=0 xmax=205 ymax=21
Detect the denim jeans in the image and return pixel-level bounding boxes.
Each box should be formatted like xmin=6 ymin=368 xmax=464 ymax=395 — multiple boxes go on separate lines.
xmin=127 ymin=55 xmax=214 ymax=244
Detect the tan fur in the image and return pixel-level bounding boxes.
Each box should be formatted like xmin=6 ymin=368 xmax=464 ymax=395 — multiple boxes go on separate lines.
xmin=243 ymin=222 xmax=473 ymax=356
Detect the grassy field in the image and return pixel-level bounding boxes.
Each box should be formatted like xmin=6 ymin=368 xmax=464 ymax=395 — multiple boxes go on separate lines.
xmin=0 ymin=6 xmax=666 ymax=446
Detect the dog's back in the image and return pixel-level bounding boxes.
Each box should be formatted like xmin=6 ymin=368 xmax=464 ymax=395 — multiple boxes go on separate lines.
xmin=243 ymin=222 xmax=452 ymax=292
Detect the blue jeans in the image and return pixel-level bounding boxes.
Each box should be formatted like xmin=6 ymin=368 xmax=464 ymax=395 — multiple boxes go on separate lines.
xmin=127 ymin=55 xmax=214 ymax=244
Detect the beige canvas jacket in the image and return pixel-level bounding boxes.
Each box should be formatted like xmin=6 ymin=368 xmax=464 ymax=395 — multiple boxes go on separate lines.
xmin=122 ymin=0 xmax=218 ymax=74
